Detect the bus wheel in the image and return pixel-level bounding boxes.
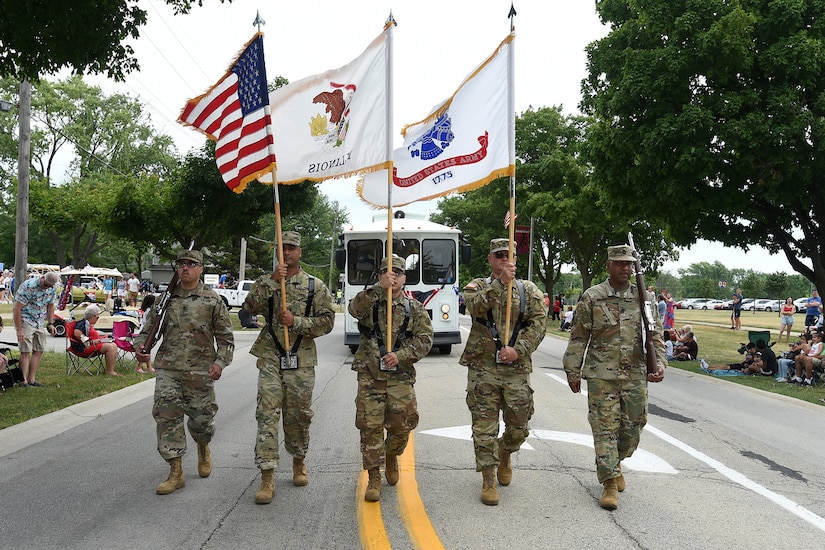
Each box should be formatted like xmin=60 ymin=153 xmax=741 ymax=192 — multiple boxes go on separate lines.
xmin=438 ymin=344 xmax=452 ymax=354
xmin=349 ymin=345 xmax=359 ymax=354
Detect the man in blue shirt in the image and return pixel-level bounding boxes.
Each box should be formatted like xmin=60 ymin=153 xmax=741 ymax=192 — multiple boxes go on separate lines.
xmin=13 ymin=272 xmax=59 ymax=386
xmin=805 ymin=289 xmax=822 ymax=329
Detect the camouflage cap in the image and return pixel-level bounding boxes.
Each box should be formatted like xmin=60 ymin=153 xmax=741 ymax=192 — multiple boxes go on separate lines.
xmin=280 ymin=231 xmax=301 ymax=247
xmin=489 ymin=238 xmax=510 ymax=254
xmin=382 ymin=255 xmax=406 ymax=272
xmin=177 ymin=249 xmax=203 ymax=264
xmin=607 ymin=245 xmax=635 ymax=262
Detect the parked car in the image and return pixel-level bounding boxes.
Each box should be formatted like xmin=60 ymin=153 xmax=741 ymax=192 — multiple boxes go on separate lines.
xmin=715 ymin=299 xmax=734 ymax=310
xmin=681 ymin=298 xmax=713 ymax=310
xmin=739 ymin=298 xmax=754 ymax=310
xmin=794 ymin=297 xmax=813 ymax=313
xmin=702 ymin=299 xmax=725 ymax=310
xmin=749 ymin=299 xmax=781 ymax=312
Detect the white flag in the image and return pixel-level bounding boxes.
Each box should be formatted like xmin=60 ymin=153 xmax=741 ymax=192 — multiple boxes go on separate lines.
xmin=259 ymin=27 xmax=390 ymax=185
xmin=358 ymin=34 xmax=514 ymax=207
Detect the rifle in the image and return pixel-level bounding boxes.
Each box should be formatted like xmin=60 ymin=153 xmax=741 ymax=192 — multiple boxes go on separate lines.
xmin=139 ymin=272 xmax=179 ymax=353
xmin=627 ymin=233 xmax=660 ymax=376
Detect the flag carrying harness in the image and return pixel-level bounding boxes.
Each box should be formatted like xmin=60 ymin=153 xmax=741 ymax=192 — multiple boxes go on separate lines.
xmin=267 ymin=276 xmax=315 ymax=368
xmin=359 ymin=297 xmax=412 ymax=357
xmin=473 ymin=277 xmax=526 ymax=351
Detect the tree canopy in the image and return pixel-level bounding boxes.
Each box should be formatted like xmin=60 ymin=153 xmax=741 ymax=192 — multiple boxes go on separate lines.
xmin=583 ymin=0 xmax=825 ymax=292
xmin=0 ymin=1 xmax=230 ymax=81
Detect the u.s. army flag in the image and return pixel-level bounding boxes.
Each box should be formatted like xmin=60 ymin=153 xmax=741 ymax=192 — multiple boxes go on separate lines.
xmin=358 ymin=34 xmax=514 ymax=207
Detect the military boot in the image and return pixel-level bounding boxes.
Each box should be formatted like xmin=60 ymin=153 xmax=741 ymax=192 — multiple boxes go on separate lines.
xmin=292 ymin=457 xmax=308 ymax=487
xmin=156 ymin=457 xmax=185 ymax=495
xmin=616 ymin=464 xmax=625 ymax=492
xmin=255 ymin=469 xmax=275 ymax=504
xmin=364 ymin=468 xmax=382 ymax=501
xmin=197 ymin=442 xmax=212 ymax=478
xmin=481 ymin=466 xmax=499 ymax=506
xmin=497 ymin=442 xmax=512 ymax=486
xmin=600 ymin=478 xmax=619 ymax=510
xmin=385 ymin=454 xmax=399 ymax=486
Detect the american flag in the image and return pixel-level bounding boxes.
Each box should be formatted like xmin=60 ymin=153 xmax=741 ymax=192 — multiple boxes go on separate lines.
xmin=179 ymin=34 xmax=277 ymax=193
xmin=504 ymin=210 xmax=517 ymax=228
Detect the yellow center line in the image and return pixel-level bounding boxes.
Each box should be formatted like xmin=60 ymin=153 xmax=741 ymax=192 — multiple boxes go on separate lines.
xmin=397 ymin=432 xmax=445 ymax=550
xmin=356 ymin=469 xmax=391 ymax=550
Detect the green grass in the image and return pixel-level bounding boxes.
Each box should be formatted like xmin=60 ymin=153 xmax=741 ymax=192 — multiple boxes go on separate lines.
xmin=549 ymin=308 xmax=825 ymax=407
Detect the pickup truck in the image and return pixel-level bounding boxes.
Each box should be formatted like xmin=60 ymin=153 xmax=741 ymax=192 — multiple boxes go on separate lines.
xmin=213 ymin=280 xmax=256 ymax=310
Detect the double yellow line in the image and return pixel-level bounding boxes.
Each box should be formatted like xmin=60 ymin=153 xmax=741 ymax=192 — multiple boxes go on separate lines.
xmin=356 ymin=432 xmax=445 ymax=549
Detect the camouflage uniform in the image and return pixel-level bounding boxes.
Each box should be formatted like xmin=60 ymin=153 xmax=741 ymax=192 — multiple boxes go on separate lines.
xmin=243 ymin=268 xmax=335 ymax=470
xmin=562 ymin=269 xmax=667 ymax=484
xmin=134 ymin=281 xmax=234 ymax=461
xmin=349 ymin=267 xmax=434 ymax=470
xmin=460 ymin=263 xmax=547 ymax=471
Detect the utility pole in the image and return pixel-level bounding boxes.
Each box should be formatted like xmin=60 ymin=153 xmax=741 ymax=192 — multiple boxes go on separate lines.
xmin=14 ymin=79 xmax=31 ymax=291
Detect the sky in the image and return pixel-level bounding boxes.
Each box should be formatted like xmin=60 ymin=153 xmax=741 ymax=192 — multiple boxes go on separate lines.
xmin=73 ymin=0 xmax=800 ymax=275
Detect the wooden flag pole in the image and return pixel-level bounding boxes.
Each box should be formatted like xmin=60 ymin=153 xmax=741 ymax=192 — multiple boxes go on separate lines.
xmin=384 ymin=13 xmax=396 ymax=353
xmin=271 ymin=179 xmax=290 ymax=349
xmin=503 ymin=4 xmax=517 ymax=346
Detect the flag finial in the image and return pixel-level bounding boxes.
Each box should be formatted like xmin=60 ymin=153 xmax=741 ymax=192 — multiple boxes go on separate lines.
xmin=508 ymin=2 xmax=516 ymax=31
xmin=386 ymin=10 xmax=397 ymax=27
xmin=253 ymin=10 xmax=266 ymax=32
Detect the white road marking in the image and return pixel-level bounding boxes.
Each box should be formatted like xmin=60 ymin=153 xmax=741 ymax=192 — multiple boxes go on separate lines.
xmin=545 ymin=372 xmax=825 ymax=533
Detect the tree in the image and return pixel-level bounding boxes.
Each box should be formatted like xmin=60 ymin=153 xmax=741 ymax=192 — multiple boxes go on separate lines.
xmin=0 ymin=0 xmax=231 ymax=81
xmin=583 ymin=0 xmax=825 ymax=293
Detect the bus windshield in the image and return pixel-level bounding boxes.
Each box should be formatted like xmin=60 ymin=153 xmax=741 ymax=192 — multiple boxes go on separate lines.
xmin=346 ymin=238 xmax=456 ymax=287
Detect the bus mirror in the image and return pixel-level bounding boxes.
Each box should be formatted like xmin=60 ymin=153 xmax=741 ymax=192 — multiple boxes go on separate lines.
xmin=461 ymin=243 xmax=471 ymax=265
xmin=335 ymin=248 xmax=346 ymax=270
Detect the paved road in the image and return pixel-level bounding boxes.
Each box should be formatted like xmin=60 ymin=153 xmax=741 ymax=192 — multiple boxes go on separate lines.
xmin=2 ymin=314 xmax=824 ymax=549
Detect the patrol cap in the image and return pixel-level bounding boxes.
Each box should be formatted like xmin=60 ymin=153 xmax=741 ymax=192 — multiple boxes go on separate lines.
xmin=176 ymin=249 xmax=203 ymax=264
xmin=382 ymin=255 xmax=406 ymax=272
xmin=280 ymin=231 xmax=301 ymax=247
xmin=607 ymin=245 xmax=635 ymax=262
xmin=489 ymin=238 xmax=510 ymax=254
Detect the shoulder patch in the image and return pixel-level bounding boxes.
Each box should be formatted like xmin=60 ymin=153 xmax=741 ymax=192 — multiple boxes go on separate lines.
xmin=464 ymin=282 xmax=478 ymax=290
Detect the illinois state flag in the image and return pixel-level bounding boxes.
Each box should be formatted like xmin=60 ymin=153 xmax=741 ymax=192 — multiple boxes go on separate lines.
xmin=179 ymin=33 xmax=277 ymax=194
xmin=358 ymin=34 xmax=514 ymax=207
xmin=258 ymin=27 xmax=391 ymax=185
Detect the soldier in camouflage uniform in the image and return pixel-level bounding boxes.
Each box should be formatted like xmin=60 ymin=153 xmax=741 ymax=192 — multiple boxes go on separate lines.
xmin=562 ymin=244 xmax=666 ymax=511
xmin=349 ymin=255 xmax=433 ymax=502
xmin=460 ymin=238 xmax=547 ymax=506
xmin=134 ymin=249 xmax=234 ymax=496
xmin=242 ymin=231 xmax=335 ymax=504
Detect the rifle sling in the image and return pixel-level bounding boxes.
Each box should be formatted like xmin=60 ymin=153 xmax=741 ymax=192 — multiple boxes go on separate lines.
xmin=473 ymin=277 xmax=526 ymax=350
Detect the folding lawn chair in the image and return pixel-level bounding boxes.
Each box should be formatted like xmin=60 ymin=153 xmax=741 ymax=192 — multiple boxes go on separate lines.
xmin=65 ymin=320 xmax=104 ymax=376
xmin=112 ymin=319 xmax=138 ymax=372
xmin=0 ymin=342 xmax=23 ymax=390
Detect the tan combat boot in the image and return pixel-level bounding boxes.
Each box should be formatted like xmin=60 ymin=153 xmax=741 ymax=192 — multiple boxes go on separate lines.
xmin=600 ymin=478 xmax=619 ymax=510
xmin=156 ymin=456 xmax=185 ymax=495
xmin=497 ymin=442 xmax=512 ymax=486
xmin=385 ymin=454 xmax=399 ymax=486
xmin=364 ymin=468 xmax=382 ymax=501
xmin=292 ymin=457 xmax=308 ymax=487
xmin=481 ymin=466 xmax=499 ymax=506
xmin=197 ymin=442 xmax=212 ymax=478
xmin=616 ymin=464 xmax=625 ymax=492
xmin=255 ymin=469 xmax=275 ymax=504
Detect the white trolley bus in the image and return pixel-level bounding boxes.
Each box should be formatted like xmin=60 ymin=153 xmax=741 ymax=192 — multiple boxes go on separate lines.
xmin=335 ymin=211 xmax=471 ymax=354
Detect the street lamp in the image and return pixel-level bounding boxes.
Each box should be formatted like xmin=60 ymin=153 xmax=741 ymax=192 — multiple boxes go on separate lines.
xmin=0 ymin=99 xmax=12 ymax=112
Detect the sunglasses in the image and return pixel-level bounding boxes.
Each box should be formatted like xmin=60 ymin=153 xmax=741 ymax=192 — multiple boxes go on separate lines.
xmin=379 ymin=269 xmax=405 ymax=276
xmin=176 ymin=260 xmax=201 ymax=268
xmin=493 ymin=251 xmax=512 ymax=259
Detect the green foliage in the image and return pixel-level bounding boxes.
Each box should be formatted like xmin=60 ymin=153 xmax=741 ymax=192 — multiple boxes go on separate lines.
xmin=0 ymin=1 xmax=230 ymax=81
xmin=583 ymin=0 xmax=825 ymax=293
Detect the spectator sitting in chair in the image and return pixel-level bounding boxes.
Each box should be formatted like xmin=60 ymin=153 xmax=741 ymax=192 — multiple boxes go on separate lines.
xmin=71 ymin=305 xmax=119 ymax=376
xmin=792 ymin=330 xmax=823 ymax=386
xmin=673 ymin=331 xmax=698 ymax=361
xmin=776 ymin=334 xmax=810 ymax=382
xmin=238 ymin=307 xmax=263 ymax=329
